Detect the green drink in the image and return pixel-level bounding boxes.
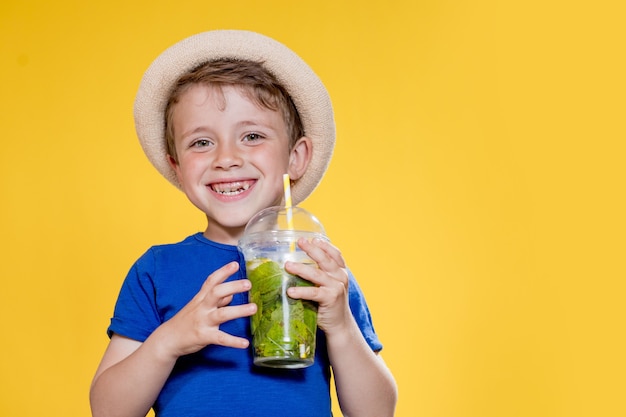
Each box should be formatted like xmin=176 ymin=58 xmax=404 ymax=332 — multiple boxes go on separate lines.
xmin=246 ymin=258 xmax=318 ymax=368
xmin=238 ymin=206 xmax=327 ymax=369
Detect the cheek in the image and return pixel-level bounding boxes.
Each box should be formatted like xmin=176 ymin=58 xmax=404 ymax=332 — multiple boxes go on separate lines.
xmin=176 ymin=156 xmax=205 ymax=180
xmin=253 ymin=146 xmax=291 ymax=169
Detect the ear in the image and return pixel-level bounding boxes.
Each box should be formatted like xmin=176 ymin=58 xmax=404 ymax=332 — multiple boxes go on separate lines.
xmin=287 ymin=136 xmax=312 ymax=181
xmin=167 ymin=154 xmax=182 ymax=180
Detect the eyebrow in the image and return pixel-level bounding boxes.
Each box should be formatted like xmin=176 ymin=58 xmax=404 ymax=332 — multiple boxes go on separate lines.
xmin=178 ymin=118 xmax=280 ymax=140
xmin=179 ymin=126 xmax=212 ymax=141
xmin=234 ymin=118 xmax=281 ymax=133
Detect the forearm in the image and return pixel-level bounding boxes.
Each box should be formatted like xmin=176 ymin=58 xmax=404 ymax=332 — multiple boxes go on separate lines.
xmin=327 ymin=319 xmax=397 ymax=417
xmin=90 ymin=332 xmax=177 ymax=417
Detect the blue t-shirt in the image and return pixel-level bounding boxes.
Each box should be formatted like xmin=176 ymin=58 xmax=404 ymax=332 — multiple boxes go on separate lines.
xmin=108 ymin=233 xmax=382 ymax=417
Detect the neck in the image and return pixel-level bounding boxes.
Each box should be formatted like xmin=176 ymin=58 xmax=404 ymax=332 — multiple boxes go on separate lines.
xmin=203 ymin=223 xmax=245 ymax=246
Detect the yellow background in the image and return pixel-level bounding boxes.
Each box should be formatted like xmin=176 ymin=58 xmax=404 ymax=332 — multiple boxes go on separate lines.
xmin=1 ymin=1 xmax=624 ymax=416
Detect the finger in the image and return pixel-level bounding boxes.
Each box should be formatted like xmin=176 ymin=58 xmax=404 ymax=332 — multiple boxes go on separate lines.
xmin=212 ymin=279 xmax=251 ymax=304
xmin=216 ymin=294 xmax=233 ymax=308
xmin=287 ymin=276 xmax=349 ymax=314
xmin=284 ymin=260 xmax=325 ymax=286
xmin=313 ymin=239 xmax=347 ymax=268
xmin=212 ymin=303 xmax=257 ymax=325
xmin=212 ymin=330 xmax=251 ymax=349
xmin=198 ymin=261 xmax=240 ymax=295
xmin=286 ymin=284 xmax=322 ymax=302
xmin=298 ymin=238 xmax=345 ymax=272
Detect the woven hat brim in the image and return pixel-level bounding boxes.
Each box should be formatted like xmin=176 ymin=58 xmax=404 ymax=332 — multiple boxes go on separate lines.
xmin=134 ymin=30 xmax=335 ymax=205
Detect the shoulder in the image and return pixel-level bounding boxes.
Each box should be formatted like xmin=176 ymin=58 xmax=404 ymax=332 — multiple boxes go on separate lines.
xmin=345 ymin=268 xmax=366 ymax=298
xmin=137 ymin=233 xmax=236 ymax=264
xmin=145 ymin=233 xmax=206 ymax=256
xmin=129 ymin=233 xmax=244 ymax=287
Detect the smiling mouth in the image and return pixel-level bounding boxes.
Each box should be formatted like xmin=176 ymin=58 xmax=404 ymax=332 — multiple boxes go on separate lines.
xmin=209 ymin=180 xmax=254 ymax=196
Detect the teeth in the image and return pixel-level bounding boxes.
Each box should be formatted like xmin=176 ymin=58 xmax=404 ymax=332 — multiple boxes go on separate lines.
xmin=211 ymin=181 xmax=251 ymax=195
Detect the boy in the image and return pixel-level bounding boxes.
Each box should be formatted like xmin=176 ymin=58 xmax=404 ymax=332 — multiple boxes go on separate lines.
xmin=90 ymin=30 xmax=397 ymax=417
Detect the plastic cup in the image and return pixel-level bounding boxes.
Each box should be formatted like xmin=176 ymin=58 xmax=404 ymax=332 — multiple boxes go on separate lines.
xmin=238 ymin=206 xmax=326 ymax=369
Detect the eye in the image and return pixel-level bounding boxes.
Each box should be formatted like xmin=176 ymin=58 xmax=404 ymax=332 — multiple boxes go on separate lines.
xmin=243 ymin=132 xmax=264 ymax=142
xmin=190 ymin=138 xmax=212 ymax=148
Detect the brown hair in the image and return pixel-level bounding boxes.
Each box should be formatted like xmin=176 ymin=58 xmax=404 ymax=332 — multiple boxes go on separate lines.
xmin=164 ymin=58 xmax=305 ymax=162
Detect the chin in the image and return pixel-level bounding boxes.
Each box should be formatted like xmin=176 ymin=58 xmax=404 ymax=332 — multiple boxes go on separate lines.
xmin=213 ymin=211 xmax=256 ymax=230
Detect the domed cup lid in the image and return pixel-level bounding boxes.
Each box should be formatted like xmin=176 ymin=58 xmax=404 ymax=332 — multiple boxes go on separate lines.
xmin=239 ymin=206 xmax=326 ymax=248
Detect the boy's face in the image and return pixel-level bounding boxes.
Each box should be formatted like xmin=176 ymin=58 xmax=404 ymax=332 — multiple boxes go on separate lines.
xmin=168 ymin=84 xmax=310 ymax=244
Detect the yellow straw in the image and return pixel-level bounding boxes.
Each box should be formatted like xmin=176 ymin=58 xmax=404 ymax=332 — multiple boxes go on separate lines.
xmin=283 ymin=174 xmax=295 ymax=251
xmin=283 ymin=174 xmax=293 ymax=214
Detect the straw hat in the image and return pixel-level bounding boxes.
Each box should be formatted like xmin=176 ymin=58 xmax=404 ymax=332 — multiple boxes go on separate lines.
xmin=134 ymin=30 xmax=335 ymax=205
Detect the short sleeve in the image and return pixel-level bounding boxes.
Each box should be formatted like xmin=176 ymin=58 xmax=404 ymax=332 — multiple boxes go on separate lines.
xmin=347 ymin=270 xmax=383 ymax=352
xmin=107 ymin=249 xmax=162 ymax=341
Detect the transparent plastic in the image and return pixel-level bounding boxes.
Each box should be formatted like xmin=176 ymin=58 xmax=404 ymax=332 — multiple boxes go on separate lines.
xmin=238 ymin=206 xmax=326 ymax=369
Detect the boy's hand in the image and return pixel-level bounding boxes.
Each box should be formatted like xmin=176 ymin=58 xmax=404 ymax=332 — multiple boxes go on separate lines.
xmin=155 ymin=261 xmax=256 ymax=359
xmin=284 ymin=238 xmax=353 ymax=336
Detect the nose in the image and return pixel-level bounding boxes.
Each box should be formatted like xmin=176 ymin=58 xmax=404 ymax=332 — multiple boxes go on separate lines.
xmin=212 ymin=141 xmax=243 ymax=170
